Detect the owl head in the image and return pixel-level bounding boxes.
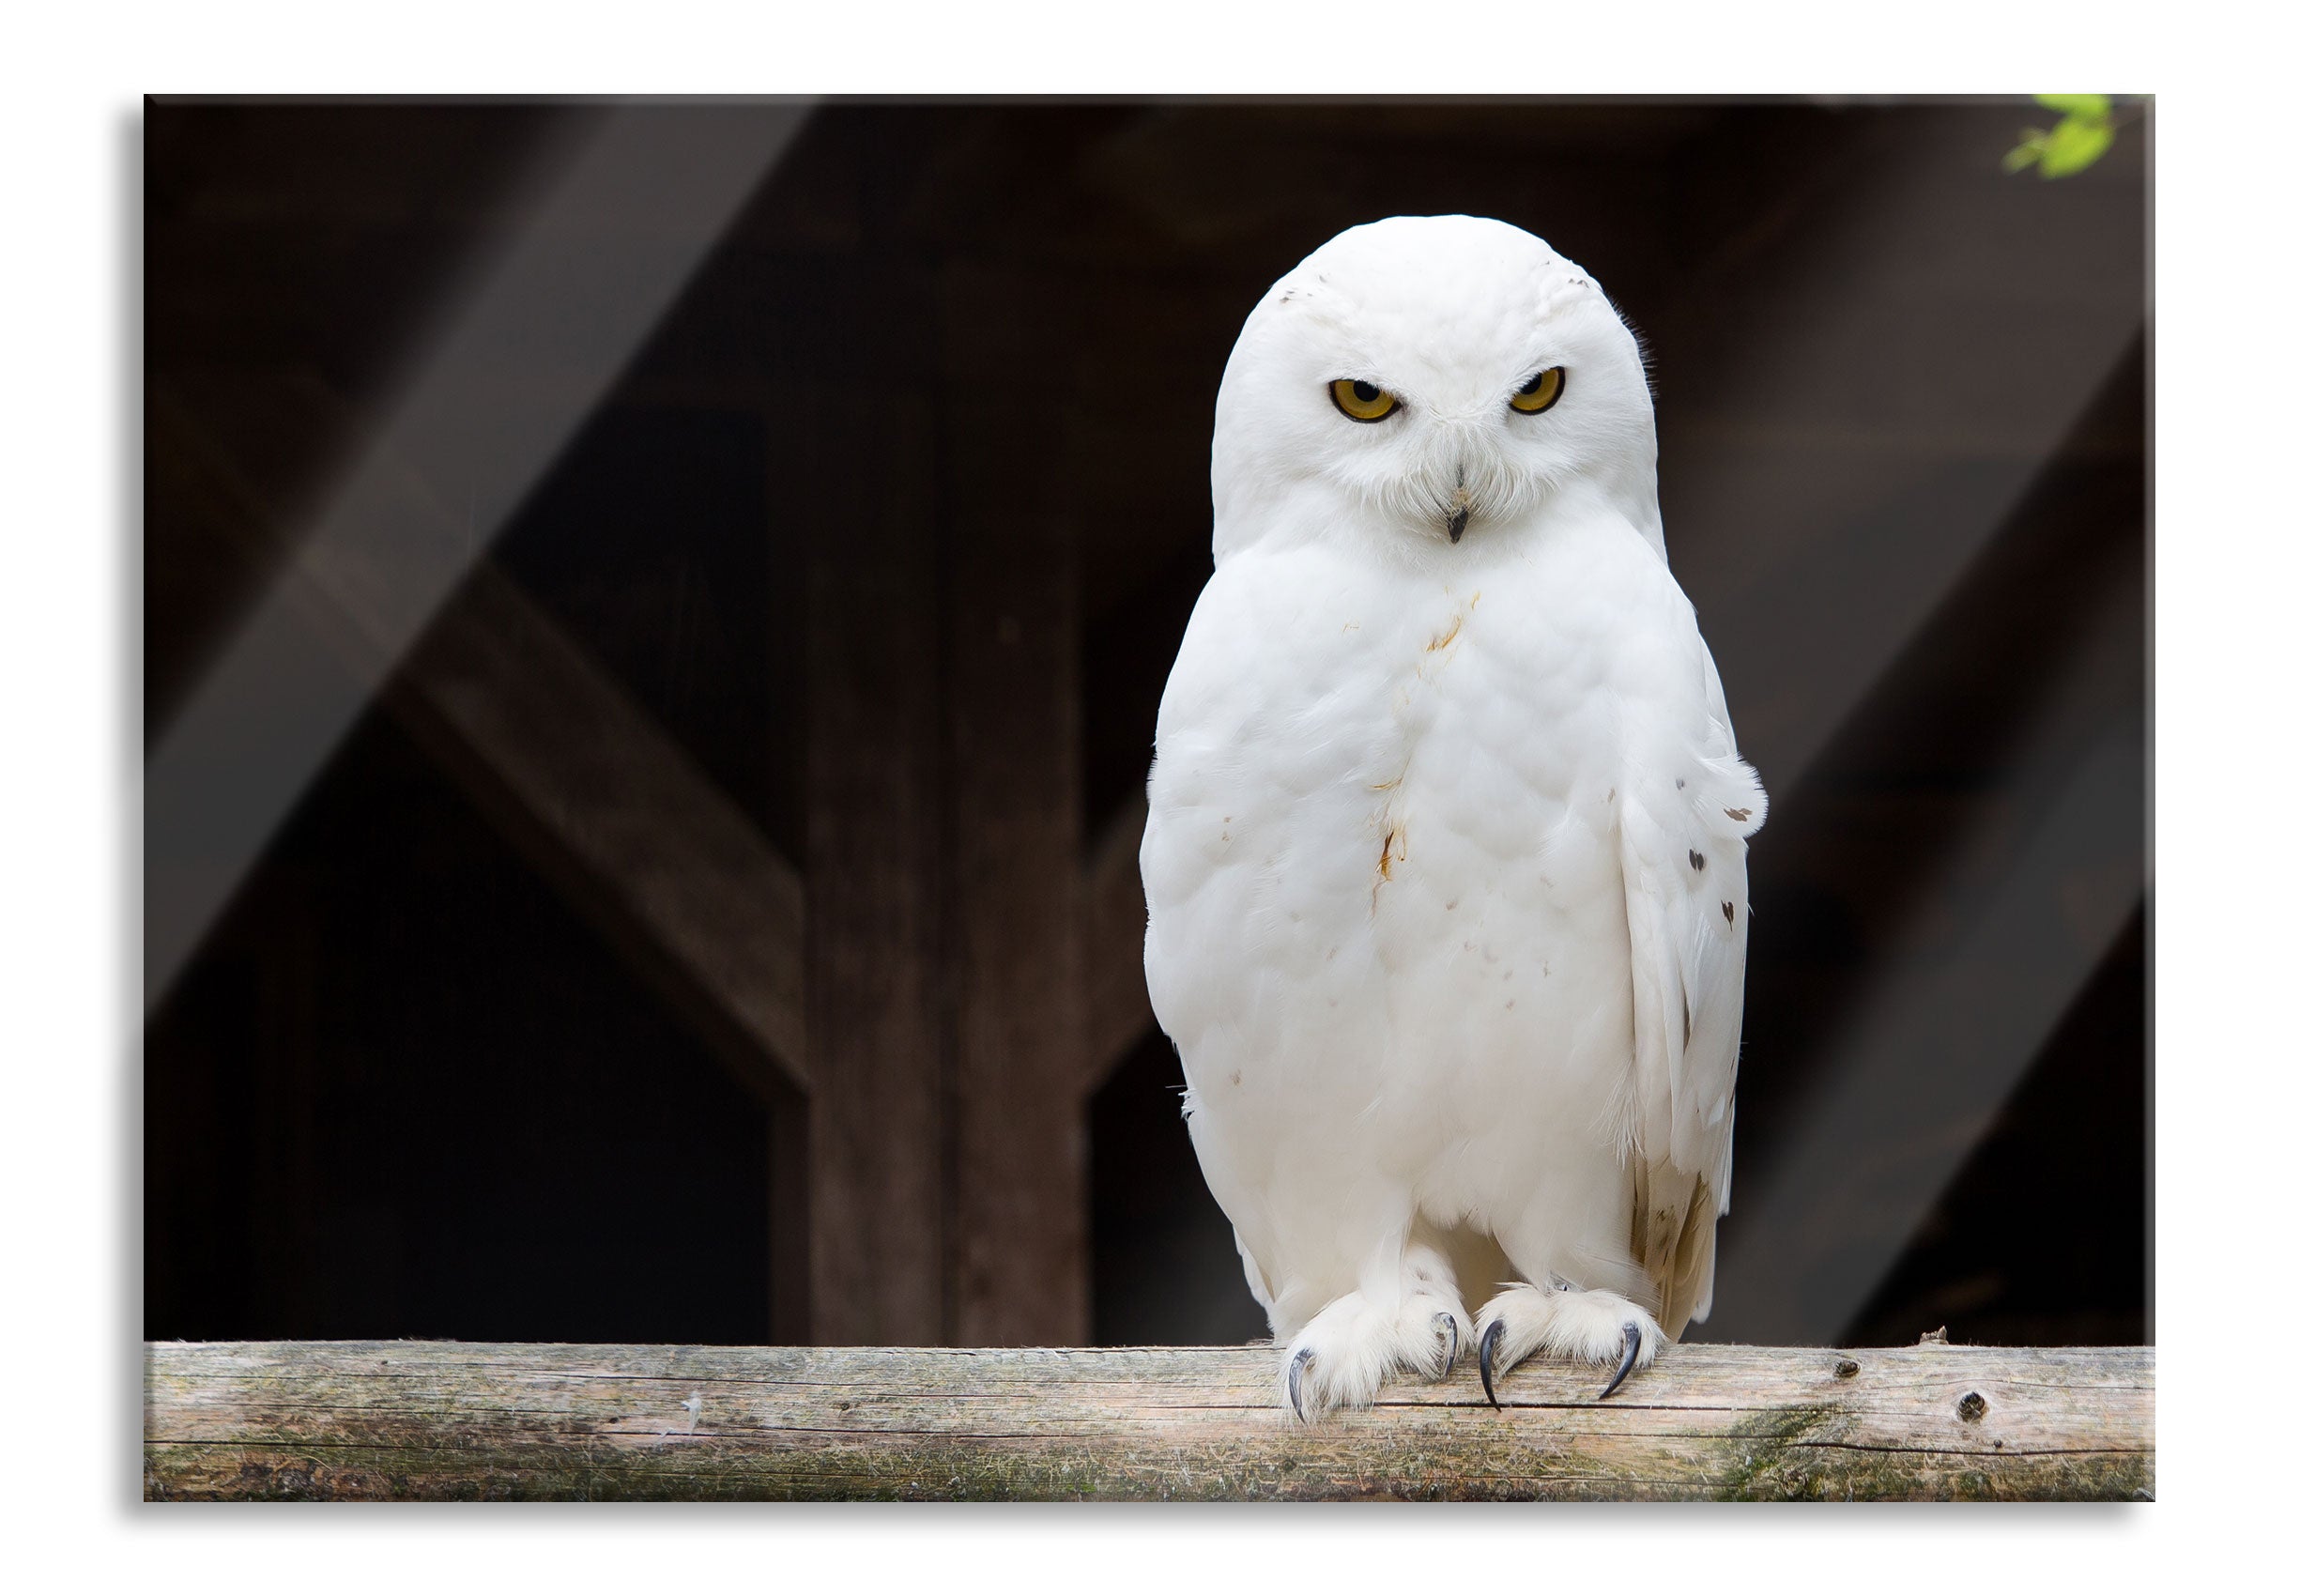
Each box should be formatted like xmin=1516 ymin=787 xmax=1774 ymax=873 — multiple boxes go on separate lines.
xmin=1210 ymin=215 xmax=1660 ymax=563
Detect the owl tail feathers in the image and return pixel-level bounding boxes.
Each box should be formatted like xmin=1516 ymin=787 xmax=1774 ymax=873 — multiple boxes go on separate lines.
xmin=1656 ymin=1175 xmax=1721 ymax=1337
xmin=1630 ymin=1160 xmax=1721 ymax=1339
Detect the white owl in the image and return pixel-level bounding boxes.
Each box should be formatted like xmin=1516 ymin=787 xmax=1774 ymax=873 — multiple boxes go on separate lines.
xmin=1141 ymin=215 xmax=1766 ymax=1420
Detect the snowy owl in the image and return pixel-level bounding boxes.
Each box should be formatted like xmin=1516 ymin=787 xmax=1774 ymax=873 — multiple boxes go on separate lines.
xmin=1140 ymin=215 xmax=1766 ymax=1420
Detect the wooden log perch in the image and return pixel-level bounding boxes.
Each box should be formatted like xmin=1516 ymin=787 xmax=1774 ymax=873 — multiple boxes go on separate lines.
xmin=144 ymin=1341 xmax=2151 ymax=1502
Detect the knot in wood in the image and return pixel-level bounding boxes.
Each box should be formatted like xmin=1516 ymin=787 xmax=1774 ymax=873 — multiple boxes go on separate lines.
xmin=1956 ymin=1390 xmax=1989 ymax=1423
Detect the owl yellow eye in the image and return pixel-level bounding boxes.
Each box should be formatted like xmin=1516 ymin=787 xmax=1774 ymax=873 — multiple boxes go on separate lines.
xmin=1329 ymin=378 xmax=1400 ymax=422
xmin=1510 ymin=367 xmax=1566 ymax=415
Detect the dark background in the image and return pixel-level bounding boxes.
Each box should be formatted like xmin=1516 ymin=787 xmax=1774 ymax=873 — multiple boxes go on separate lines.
xmin=144 ymin=98 xmax=2147 ymax=1351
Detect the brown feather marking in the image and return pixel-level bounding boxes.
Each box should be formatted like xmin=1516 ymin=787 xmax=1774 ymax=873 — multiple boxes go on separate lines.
xmin=1371 ymin=821 xmax=1405 ymax=914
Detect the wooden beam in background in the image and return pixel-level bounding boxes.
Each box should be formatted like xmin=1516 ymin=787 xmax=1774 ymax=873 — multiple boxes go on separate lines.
xmin=941 ymin=264 xmax=1090 ymax=1346
xmin=151 ymin=378 xmax=814 ymax=1339
xmin=1084 ymin=790 xmax=1155 ymax=1093
xmin=149 ymin=380 xmax=809 ymax=1100
xmin=794 ymin=383 xmax=947 ymax=1346
xmin=389 ymin=563 xmax=810 ymax=1090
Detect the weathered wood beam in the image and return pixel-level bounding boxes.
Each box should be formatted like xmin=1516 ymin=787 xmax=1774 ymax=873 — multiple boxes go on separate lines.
xmin=143 ymin=1340 xmax=2154 ymax=1502
xmin=1084 ymin=790 xmax=1154 ymax=1090
xmin=147 ymin=380 xmax=810 ymax=1109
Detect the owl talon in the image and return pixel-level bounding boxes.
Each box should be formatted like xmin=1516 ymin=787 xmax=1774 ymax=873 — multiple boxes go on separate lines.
xmin=1288 ymin=1347 xmax=1313 ymax=1421
xmin=1437 ymin=1312 xmax=1459 ymax=1376
xmin=1598 ymin=1323 xmax=1642 ymax=1401
xmin=1479 ymin=1318 xmax=1507 ymax=1407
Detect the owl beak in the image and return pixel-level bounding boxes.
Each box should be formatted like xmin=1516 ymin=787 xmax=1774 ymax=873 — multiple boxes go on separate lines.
xmin=1447 ymin=483 xmax=1472 ymax=544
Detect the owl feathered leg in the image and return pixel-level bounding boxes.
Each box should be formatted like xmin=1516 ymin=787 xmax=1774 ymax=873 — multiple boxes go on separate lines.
xmin=1472 ymin=1279 xmax=1663 ymax=1404
xmin=1276 ymin=1237 xmax=1467 ymax=1421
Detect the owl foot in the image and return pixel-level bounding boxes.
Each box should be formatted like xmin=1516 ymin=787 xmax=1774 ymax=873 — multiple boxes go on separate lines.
xmin=1473 ymin=1282 xmax=1662 ymax=1405
xmin=1280 ymin=1287 xmax=1468 ymax=1421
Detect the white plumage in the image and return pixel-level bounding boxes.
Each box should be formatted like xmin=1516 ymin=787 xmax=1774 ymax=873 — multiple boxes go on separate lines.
xmin=1140 ymin=216 xmax=1765 ymax=1419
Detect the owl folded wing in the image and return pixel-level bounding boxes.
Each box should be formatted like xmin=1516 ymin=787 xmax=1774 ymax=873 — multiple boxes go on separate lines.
xmin=1615 ymin=677 xmax=1767 ymax=1336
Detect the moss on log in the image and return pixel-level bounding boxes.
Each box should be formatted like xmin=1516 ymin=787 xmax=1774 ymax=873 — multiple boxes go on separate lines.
xmin=144 ymin=1340 xmax=2152 ymax=1502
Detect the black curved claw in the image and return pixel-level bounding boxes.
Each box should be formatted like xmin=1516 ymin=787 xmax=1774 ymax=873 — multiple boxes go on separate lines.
xmin=1478 ymin=1319 xmax=1507 ymax=1408
xmin=1437 ymin=1312 xmax=1459 ymax=1377
xmin=1598 ymin=1322 xmax=1643 ymax=1401
xmin=1288 ymin=1347 xmax=1313 ymax=1422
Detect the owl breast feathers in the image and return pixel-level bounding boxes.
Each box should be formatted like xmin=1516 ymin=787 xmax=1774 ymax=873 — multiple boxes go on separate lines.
xmin=1140 ymin=215 xmax=1764 ymax=1420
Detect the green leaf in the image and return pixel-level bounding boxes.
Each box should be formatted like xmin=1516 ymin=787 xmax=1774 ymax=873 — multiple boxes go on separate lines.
xmin=2035 ymin=93 xmax=2112 ymax=118
xmin=2038 ymin=115 xmax=2115 ymax=177
xmin=2002 ymin=130 xmax=2049 ymax=172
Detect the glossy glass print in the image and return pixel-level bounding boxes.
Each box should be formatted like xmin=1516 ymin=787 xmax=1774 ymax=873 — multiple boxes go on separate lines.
xmin=145 ymin=100 xmax=2147 ymax=1370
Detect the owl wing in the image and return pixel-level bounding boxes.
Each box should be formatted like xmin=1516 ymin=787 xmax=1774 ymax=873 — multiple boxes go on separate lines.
xmin=1616 ymin=644 xmax=1766 ymax=1336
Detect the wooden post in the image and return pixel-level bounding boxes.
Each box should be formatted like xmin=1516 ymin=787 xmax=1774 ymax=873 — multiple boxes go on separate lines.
xmin=797 ymin=382 xmax=947 ymax=1345
xmin=1083 ymin=791 xmax=1155 ymax=1092
xmin=942 ymin=264 xmax=1091 ymax=1345
xmin=143 ymin=1340 xmax=2155 ymax=1501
